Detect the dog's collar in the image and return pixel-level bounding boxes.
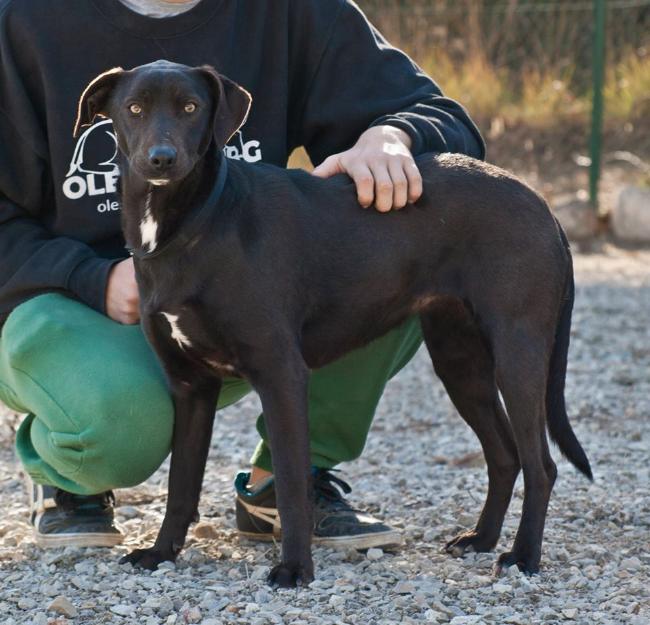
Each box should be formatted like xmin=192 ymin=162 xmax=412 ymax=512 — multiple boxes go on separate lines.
xmin=126 ymin=157 xmax=229 ymax=261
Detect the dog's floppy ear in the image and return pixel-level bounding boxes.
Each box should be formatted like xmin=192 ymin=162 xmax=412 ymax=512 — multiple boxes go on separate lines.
xmin=196 ymin=66 xmax=252 ymax=148
xmin=74 ymin=67 xmax=124 ymax=138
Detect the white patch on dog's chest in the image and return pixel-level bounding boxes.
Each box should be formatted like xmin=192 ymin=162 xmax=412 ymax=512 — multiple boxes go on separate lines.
xmin=204 ymin=358 xmax=237 ymax=375
xmin=161 ymin=312 xmax=192 ymax=349
xmin=140 ymin=192 xmax=158 ymax=252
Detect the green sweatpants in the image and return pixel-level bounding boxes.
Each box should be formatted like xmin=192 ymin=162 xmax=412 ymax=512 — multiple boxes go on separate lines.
xmin=0 ymin=294 xmax=422 ymax=495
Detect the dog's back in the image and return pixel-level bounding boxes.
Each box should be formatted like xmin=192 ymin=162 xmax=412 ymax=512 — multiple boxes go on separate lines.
xmin=219 ymin=153 xmax=568 ymax=369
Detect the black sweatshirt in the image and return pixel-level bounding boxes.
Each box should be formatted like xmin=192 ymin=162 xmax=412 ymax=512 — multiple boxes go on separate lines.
xmin=0 ymin=0 xmax=484 ymax=322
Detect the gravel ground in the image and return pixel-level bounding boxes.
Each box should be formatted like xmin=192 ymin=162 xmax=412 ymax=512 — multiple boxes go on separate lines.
xmin=0 ymin=244 xmax=648 ymax=625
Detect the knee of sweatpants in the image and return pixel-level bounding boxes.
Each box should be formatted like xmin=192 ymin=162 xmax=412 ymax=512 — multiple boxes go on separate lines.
xmin=20 ymin=378 xmax=174 ymax=495
xmin=2 ymin=294 xmax=72 ymax=371
xmin=72 ymin=390 xmax=174 ymax=493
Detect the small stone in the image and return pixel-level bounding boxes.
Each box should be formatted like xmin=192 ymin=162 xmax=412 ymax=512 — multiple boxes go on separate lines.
xmin=425 ymin=609 xmax=443 ymax=622
xmin=18 ymin=598 xmax=36 ymax=610
xmin=32 ymin=615 xmax=48 ymax=625
xmin=193 ymin=522 xmax=220 ymax=540
xmin=493 ymin=583 xmax=512 ymax=594
xmin=562 ymin=608 xmax=578 ymax=619
xmin=186 ymin=607 xmax=202 ymax=623
xmin=157 ymin=596 xmax=175 ymax=616
xmin=213 ymin=598 xmax=230 ymax=612
xmin=504 ymin=616 xmax=528 ymax=625
xmin=47 ymin=595 xmax=78 ymax=618
xmin=554 ymin=196 xmax=598 ymax=240
xmin=620 ymin=556 xmax=642 ymax=571
xmin=145 ymin=597 xmax=162 ymax=609
xmin=111 ymin=604 xmax=136 ymax=617
xmin=394 ymin=581 xmax=416 ymax=594
xmin=254 ymin=589 xmax=272 ymax=604
xmin=613 ymin=186 xmax=650 ymax=242
xmin=118 ymin=505 xmax=140 ymax=519
xmin=157 ymin=561 xmax=176 ymax=571
xmin=367 ymin=548 xmax=383 ymax=561
xmin=450 ymin=617 xmax=483 ymax=625
xmin=250 ymin=566 xmax=270 ymax=581
xmin=329 ymin=594 xmax=345 ymax=608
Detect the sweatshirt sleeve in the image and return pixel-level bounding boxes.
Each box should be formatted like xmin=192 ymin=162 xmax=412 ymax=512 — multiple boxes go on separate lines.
xmin=0 ymin=10 xmax=117 ymax=320
xmin=288 ymin=0 xmax=485 ymax=165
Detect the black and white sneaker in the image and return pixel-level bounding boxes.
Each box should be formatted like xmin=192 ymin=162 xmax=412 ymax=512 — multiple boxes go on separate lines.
xmin=26 ymin=476 xmax=124 ymax=548
xmin=235 ymin=468 xmax=403 ymax=550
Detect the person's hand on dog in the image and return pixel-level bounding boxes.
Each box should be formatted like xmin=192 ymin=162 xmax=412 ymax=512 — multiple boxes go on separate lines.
xmin=312 ymin=125 xmax=423 ymax=212
xmin=106 ymin=258 xmax=140 ymax=324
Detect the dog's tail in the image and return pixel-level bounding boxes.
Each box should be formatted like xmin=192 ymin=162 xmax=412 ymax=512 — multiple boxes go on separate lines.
xmin=545 ymin=223 xmax=593 ymax=480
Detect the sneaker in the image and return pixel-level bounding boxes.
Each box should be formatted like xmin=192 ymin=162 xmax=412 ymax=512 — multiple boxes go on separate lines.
xmin=235 ymin=468 xmax=403 ymax=550
xmin=26 ymin=475 xmax=124 ymax=548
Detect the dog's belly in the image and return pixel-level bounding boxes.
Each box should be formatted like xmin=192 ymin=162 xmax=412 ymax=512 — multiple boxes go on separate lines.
xmin=299 ymin=295 xmax=438 ymax=370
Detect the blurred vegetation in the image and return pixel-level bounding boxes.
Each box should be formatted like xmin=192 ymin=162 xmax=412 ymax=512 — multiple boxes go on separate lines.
xmin=359 ymin=0 xmax=650 ymax=129
xmin=290 ymin=0 xmax=650 ymax=202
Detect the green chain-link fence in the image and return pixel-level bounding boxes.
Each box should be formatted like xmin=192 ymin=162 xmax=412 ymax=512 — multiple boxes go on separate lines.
xmin=357 ymin=0 xmax=650 ymax=212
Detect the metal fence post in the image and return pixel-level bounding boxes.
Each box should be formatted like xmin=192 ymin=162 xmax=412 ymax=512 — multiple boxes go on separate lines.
xmin=589 ymin=0 xmax=606 ymax=212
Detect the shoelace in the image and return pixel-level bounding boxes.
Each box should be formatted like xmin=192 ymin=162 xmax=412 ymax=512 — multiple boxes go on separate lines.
xmin=54 ymin=489 xmax=115 ymax=512
xmin=312 ymin=469 xmax=354 ymax=507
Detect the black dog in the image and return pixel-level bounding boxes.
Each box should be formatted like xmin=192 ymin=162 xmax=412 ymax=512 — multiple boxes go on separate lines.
xmin=74 ymin=60 xmax=591 ymax=587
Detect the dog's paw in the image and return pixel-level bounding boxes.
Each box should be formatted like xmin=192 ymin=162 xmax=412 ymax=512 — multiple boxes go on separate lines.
xmin=445 ymin=530 xmax=496 ymax=557
xmin=493 ymin=550 xmax=540 ymax=577
xmin=119 ymin=548 xmax=175 ymax=571
xmin=268 ymin=562 xmax=314 ymax=588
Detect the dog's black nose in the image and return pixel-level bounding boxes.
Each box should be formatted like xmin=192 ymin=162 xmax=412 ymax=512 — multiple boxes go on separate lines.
xmin=148 ymin=146 xmax=177 ymax=171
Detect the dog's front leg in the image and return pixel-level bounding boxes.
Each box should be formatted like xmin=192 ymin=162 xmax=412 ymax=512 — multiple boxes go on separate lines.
xmin=252 ymin=355 xmax=313 ymax=588
xmin=121 ymin=380 xmax=221 ymax=570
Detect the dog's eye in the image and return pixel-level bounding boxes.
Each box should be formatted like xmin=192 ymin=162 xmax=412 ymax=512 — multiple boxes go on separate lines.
xmin=129 ymin=103 xmax=143 ymax=115
xmin=184 ymin=102 xmax=197 ymax=114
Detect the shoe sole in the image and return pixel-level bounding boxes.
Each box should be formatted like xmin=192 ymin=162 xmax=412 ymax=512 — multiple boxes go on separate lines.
xmin=35 ymin=532 xmax=124 ymax=549
xmin=238 ymin=529 xmax=403 ymax=550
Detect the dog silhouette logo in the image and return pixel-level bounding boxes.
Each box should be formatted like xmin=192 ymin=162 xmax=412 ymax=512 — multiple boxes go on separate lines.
xmin=63 ymin=119 xmax=120 ymax=201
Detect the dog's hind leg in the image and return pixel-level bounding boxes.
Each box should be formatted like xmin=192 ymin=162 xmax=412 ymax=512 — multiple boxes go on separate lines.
xmin=489 ymin=322 xmax=557 ymax=575
xmin=248 ymin=343 xmax=314 ymax=588
xmin=419 ymin=300 xmax=520 ymax=557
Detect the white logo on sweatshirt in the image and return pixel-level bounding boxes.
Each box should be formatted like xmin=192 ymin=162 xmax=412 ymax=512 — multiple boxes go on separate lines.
xmin=62 ymin=120 xmax=263 ymax=213
xmin=63 ymin=120 xmax=120 ymax=209
xmin=223 ymin=130 xmax=262 ymax=163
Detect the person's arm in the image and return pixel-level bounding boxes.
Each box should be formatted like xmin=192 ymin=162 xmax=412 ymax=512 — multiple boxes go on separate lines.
xmin=0 ymin=116 xmax=120 ymax=318
xmin=288 ymin=0 xmax=485 ymax=210
xmin=0 ymin=17 xmax=126 ymax=322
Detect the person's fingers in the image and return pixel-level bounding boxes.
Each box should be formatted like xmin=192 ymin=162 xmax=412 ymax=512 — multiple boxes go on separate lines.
xmin=126 ymin=289 xmax=140 ymax=308
xmin=388 ymin=159 xmax=409 ymax=209
xmin=312 ymin=154 xmax=343 ymax=178
xmin=346 ymin=162 xmax=375 ymax=208
xmin=404 ymin=159 xmax=423 ymax=204
xmin=370 ymin=162 xmax=394 ymax=212
xmin=120 ymin=305 xmax=140 ymax=325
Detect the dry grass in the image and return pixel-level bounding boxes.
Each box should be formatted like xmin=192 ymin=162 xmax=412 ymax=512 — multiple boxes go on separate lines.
xmin=604 ymin=49 xmax=650 ymax=121
xmin=419 ymin=48 xmax=650 ymax=129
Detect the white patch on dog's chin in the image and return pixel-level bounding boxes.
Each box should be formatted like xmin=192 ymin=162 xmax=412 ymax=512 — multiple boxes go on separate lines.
xmin=161 ymin=312 xmax=192 ymax=349
xmin=148 ymin=179 xmax=170 ymax=186
xmin=140 ymin=192 xmax=158 ymax=252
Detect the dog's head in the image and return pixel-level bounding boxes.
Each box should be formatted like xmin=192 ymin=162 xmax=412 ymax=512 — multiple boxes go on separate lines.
xmin=74 ymin=60 xmax=251 ymax=185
